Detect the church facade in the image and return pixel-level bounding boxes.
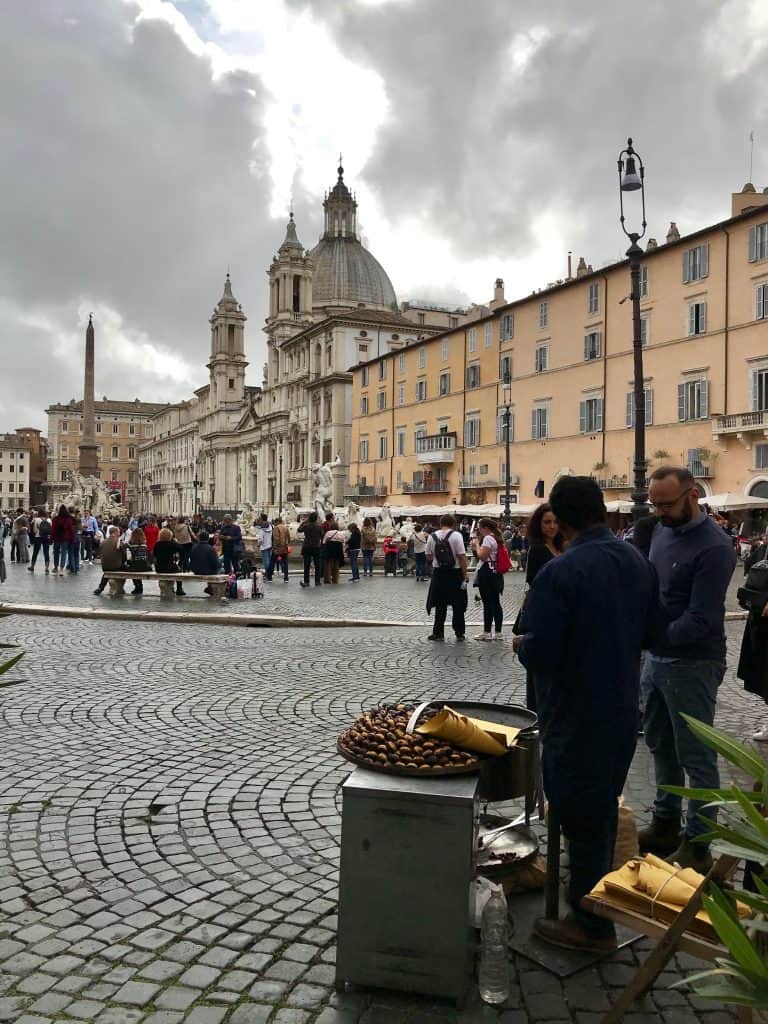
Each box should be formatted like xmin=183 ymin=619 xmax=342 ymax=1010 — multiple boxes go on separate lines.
xmin=137 ymin=165 xmax=443 ymax=515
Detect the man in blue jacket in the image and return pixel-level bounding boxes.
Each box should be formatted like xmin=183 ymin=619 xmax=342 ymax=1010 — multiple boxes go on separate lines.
xmin=639 ymin=467 xmax=736 ymax=871
xmin=515 ymin=476 xmax=659 ymax=951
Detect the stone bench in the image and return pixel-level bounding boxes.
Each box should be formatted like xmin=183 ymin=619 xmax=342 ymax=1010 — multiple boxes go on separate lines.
xmin=101 ymin=572 xmax=227 ymax=600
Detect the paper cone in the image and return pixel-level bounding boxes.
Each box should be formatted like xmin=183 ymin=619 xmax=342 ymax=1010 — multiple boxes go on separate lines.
xmin=637 ymin=861 xmax=697 ymax=907
xmin=417 ymin=708 xmax=507 ymax=756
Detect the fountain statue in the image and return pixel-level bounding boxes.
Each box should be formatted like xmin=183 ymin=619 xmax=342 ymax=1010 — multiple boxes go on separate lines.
xmin=376 ymin=502 xmax=395 ymax=538
xmin=311 ymin=454 xmax=341 ymax=517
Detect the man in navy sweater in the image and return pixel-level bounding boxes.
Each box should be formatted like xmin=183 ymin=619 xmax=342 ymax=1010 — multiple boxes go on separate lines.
xmin=639 ymin=466 xmax=736 ymax=871
xmin=515 ymin=477 xmax=659 ymax=951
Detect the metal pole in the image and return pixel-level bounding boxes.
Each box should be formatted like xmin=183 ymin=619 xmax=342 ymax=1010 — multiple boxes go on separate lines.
xmin=504 ymin=404 xmax=512 ymax=529
xmin=627 ymin=235 xmax=647 ymax=521
xmin=278 ymin=447 xmax=283 ymax=517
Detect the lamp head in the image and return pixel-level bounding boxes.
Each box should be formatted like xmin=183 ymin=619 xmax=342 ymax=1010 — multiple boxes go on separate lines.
xmin=621 ymin=154 xmax=642 ymax=192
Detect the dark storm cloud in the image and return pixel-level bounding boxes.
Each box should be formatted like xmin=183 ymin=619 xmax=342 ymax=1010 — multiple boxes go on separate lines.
xmin=0 ymin=0 xmax=276 ymax=429
xmin=289 ymin=0 xmax=768 ymax=263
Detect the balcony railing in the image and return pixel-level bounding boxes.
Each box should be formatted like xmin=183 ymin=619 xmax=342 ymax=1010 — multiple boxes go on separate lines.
xmin=688 ymin=460 xmax=713 ymax=478
xmin=459 ymin=477 xmax=499 ymax=488
xmin=402 ymin=478 xmax=449 ymax=493
xmin=591 ymin=475 xmax=650 ymax=491
xmin=712 ymin=410 xmax=768 ymax=435
xmin=343 ymin=485 xmax=376 ymax=498
xmin=416 ymin=432 xmax=457 ymax=465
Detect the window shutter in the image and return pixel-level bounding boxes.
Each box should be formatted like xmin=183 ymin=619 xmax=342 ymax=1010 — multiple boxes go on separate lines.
xmin=531 ymin=408 xmax=538 ymax=439
xmin=626 ymin=392 xmax=633 ymax=427
xmin=700 ymin=379 xmax=709 ymax=419
xmin=688 ymin=304 xmax=696 ymax=336
xmin=596 ymin=398 xmax=604 ymax=432
xmin=749 ymin=225 xmax=757 ymax=262
xmin=701 ymin=244 xmax=709 ymax=278
xmin=584 ymin=335 xmax=589 ymax=360
xmin=700 ymin=303 xmax=707 ymax=333
xmin=757 ymin=285 xmax=765 ymax=321
xmin=579 ymin=400 xmax=586 ymax=433
xmin=596 ymin=332 xmax=602 ymax=357
xmin=682 ymin=251 xmax=690 ymax=284
xmin=753 ymin=370 xmax=760 ymax=411
xmin=646 ymin=388 xmax=653 ymax=426
xmin=678 ymin=383 xmax=686 ymax=421
xmin=509 ymin=413 xmax=514 ymax=441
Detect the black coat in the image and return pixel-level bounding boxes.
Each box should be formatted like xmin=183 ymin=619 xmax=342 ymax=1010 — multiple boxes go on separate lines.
xmin=738 ymin=606 xmax=768 ymax=702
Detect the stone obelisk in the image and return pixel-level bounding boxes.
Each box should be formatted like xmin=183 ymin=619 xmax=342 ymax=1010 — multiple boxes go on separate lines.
xmin=78 ymin=314 xmax=99 ymax=477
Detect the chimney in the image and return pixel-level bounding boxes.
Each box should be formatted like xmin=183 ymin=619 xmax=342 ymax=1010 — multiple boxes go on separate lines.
xmin=731 ymin=182 xmax=768 ymax=217
xmin=576 ymin=256 xmax=588 ymax=278
xmin=490 ymin=278 xmax=505 ymax=309
xmin=646 ymin=238 xmax=658 ymax=251
xmin=666 ymin=222 xmax=681 ymax=244
xmin=567 ymin=251 xmax=572 ymax=279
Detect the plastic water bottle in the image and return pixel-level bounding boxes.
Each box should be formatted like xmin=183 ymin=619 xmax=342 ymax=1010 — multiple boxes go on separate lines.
xmin=478 ymin=883 xmax=510 ymax=1005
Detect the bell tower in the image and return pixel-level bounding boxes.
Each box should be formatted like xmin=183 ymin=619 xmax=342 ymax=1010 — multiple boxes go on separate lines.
xmin=268 ymin=212 xmax=313 ymax=327
xmin=208 ymin=273 xmax=247 ymax=411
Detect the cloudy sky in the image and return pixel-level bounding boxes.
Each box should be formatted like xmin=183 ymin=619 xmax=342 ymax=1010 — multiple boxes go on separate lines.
xmin=2 ymin=0 xmax=767 ymax=432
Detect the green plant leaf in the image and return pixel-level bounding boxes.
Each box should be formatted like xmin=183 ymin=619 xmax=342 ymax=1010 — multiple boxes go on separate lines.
xmin=662 ymin=785 xmax=765 ymax=804
xmin=731 ymin=785 xmax=768 ymax=836
xmin=703 ymin=886 xmax=768 ymax=979
xmin=0 ymin=653 xmax=24 ymax=676
xmin=680 ymin=714 xmax=768 ymax=782
xmin=729 ymin=889 xmax=768 ymax=916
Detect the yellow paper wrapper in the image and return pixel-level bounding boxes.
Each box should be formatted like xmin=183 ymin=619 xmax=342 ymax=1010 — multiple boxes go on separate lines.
xmin=591 ymin=855 xmax=750 ymax=934
xmin=416 ymin=707 xmax=511 ymax=756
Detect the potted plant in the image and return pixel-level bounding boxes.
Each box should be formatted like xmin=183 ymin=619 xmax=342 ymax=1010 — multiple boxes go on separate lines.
xmin=667 ymin=716 xmax=768 ymax=1013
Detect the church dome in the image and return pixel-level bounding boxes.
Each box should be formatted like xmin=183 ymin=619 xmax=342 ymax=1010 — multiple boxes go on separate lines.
xmin=308 ymin=161 xmax=398 ymax=313
xmin=309 ymin=236 xmax=398 ymax=311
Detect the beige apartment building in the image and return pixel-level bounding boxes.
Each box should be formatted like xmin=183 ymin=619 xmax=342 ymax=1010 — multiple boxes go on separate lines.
xmin=348 ymin=184 xmax=768 ymax=509
xmin=0 ymin=428 xmax=48 ymax=512
xmin=45 ymin=399 xmax=167 ymax=511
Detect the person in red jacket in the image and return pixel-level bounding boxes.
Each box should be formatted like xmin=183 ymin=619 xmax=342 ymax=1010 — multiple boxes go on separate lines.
xmin=50 ymin=504 xmax=76 ymax=576
xmin=143 ymin=516 xmax=159 ymax=559
xmin=382 ymin=535 xmax=399 ymax=577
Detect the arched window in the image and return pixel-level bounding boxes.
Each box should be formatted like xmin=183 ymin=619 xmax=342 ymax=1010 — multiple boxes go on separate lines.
xmin=293 ymin=275 xmax=301 ymax=313
xmin=749 ymin=478 xmax=768 ymax=499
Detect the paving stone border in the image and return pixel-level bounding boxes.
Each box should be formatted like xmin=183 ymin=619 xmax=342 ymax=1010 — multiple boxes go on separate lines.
xmin=0 ymin=615 xmax=756 ymax=1022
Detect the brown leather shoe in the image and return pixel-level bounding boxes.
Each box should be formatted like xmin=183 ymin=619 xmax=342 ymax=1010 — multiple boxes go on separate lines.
xmin=534 ymin=914 xmax=618 ymax=952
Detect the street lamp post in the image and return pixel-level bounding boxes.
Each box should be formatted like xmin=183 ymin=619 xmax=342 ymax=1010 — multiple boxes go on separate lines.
xmin=192 ymin=477 xmax=202 ymax=517
xmin=502 ymin=373 xmax=513 ymax=529
xmin=617 ymin=137 xmax=648 ymax=522
xmin=278 ymin=440 xmax=284 ymax=517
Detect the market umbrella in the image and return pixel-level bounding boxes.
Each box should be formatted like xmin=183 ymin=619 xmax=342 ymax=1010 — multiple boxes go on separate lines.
xmin=700 ymin=493 xmax=768 ymax=511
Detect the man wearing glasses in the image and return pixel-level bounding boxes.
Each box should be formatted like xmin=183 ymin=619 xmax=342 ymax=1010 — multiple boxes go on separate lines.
xmin=639 ymin=466 xmax=736 ymax=871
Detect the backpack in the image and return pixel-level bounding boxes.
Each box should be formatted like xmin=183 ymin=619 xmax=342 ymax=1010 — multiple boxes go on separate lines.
xmin=738 ymin=559 xmax=768 ymax=611
xmin=433 ymin=530 xmax=456 ymax=568
xmin=496 ymin=543 xmax=511 ymax=575
xmin=38 ymin=519 xmax=51 ymax=538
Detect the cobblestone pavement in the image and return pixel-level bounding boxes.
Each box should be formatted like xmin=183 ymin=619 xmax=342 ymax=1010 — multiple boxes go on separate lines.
xmin=0 ymin=612 xmax=760 ymax=1024
xmin=0 ymin=555 xmax=747 ymax=625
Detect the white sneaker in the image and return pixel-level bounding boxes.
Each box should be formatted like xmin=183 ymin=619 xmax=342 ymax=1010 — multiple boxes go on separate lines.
xmin=493 ymin=633 xmax=504 ymax=641
xmin=753 ymin=726 xmax=768 ymax=742
xmin=475 ymin=632 xmax=492 ymax=641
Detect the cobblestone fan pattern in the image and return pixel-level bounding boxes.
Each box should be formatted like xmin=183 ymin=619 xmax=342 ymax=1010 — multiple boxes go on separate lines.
xmin=0 ymin=614 xmax=759 ymax=1023
xmin=0 ymin=558 xmax=747 ymax=625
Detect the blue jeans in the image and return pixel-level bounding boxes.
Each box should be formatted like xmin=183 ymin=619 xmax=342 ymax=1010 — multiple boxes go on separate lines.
xmin=641 ymin=655 xmax=725 ymax=840
xmin=53 ymin=541 xmax=68 ymax=570
xmin=414 ymin=552 xmax=427 ymax=580
xmin=362 ymin=549 xmax=374 ymax=575
xmin=349 ymin=550 xmax=360 ymax=580
xmin=261 ymin=549 xmax=272 ymax=575
xmin=67 ymin=540 xmax=80 ymax=572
